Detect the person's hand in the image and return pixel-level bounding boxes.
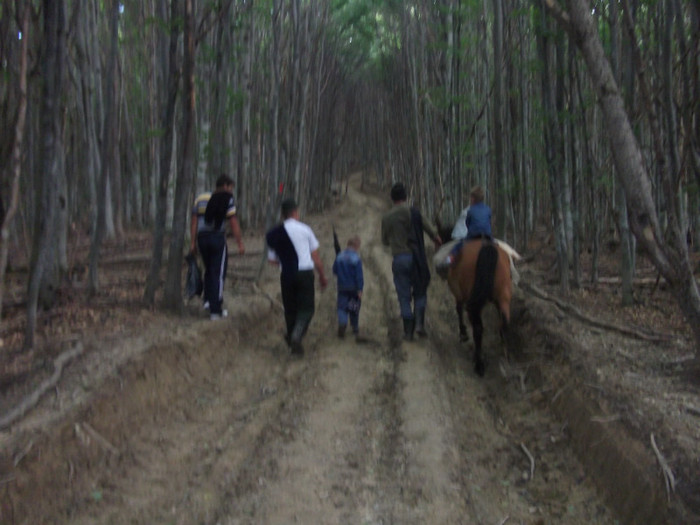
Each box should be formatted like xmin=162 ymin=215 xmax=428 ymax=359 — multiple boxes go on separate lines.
xmin=357 ymin=291 xmax=363 ymax=300
xmin=434 ymin=235 xmax=443 ymax=249
xmin=237 ymin=240 xmax=245 ymax=255
xmin=319 ymin=274 xmax=328 ymax=290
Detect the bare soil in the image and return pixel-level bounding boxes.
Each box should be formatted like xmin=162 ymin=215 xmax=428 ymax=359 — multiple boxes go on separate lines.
xmin=0 ymin=173 xmax=698 ymax=524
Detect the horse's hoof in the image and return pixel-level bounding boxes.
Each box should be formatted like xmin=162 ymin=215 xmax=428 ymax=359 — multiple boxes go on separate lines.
xmin=474 ymin=360 xmax=485 ymax=377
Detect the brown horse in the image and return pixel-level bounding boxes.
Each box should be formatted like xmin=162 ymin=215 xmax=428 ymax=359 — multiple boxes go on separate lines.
xmin=446 ymin=239 xmax=512 ymax=377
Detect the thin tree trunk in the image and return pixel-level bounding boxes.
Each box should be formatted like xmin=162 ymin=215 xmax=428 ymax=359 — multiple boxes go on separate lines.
xmin=144 ymin=0 xmax=180 ymax=305
xmin=492 ymin=0 xmax=506 ymax=236
xmin=88 ymin=0 xmax=119 ymax=293
xmin=0 ymin=3 xmax=29 ymax=322
xmin=538 ymin=2 xmax=569 ymax=294
xmin=163 ymin=0 xmax=196 ymax=312
xmin=26 ymin=0 xmax=67 ymax=349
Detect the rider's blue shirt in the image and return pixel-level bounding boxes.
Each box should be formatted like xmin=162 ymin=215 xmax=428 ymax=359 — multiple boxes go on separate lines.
xmin=465 ymin=201 xmax=492 ymax=239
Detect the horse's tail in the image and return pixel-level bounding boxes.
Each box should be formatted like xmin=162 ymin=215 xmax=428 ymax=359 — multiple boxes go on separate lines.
xmin=467 ymin=243 xmax=498 ymax=313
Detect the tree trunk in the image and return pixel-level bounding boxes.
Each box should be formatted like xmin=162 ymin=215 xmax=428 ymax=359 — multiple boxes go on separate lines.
xmin=538 ymin=2 xmax=569 ymax=294
xmin=88 ymin=0 xmax=120 ymax=293
xmin=163 ymin=0 xmax=196 ymax=312
xmin=0 ymin=3 xmax=29 ymax=323
xmin=610 ymin=0 xmax=635 ymax=305
xmin=26 ymin=0 xmax=67 ymax=349
xmin=545 ymin=0 xmax=700 ymax=352
xmin=492 ymin=0 xmax=506 ymax=237
xmin=144 ymin=0 xmax=180 ymax=306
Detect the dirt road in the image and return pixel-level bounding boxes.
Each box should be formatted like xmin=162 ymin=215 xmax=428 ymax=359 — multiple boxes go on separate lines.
xmin=2 ymin=175 xmax=619 ymax=524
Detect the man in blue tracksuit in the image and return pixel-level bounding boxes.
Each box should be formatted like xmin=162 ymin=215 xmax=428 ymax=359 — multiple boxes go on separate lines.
xmin=190 ymin=174 xmax=245 ymax=320
xmin=333 ymin=235 xmax=364 ymax=339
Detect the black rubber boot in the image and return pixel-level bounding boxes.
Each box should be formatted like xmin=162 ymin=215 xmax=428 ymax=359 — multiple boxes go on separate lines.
xmin=402 ymin=318 xmax=415 ymax=341
xmin=338 ymin=325 xmax=347 ymax=338
xmin=415 ymin=308 xmax=427 ymax=337
xmin=290 ymin=322 xmax=306 ymax=356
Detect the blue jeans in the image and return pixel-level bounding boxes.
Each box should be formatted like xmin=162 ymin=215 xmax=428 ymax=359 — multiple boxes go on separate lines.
xmin=337 ymin=291 xmax=360 ymax=332
xmin=392 ymin=253 xmax=426 ymax=320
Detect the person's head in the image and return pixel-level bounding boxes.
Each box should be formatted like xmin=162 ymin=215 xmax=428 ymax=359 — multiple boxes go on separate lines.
xmin=347 ymin=235 xmax=361 ymax=251
xmin=470 ymin=185 xmax=484 ymax=204
xmin=281 ymin=198 xmax=298 ymax=220
xmin=390 ymin=183 xmax=407 ymax=203
xmin=215 ymin=174 xmax=234 ymax=191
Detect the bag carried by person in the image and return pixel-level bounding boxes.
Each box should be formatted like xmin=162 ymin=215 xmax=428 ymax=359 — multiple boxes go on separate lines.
xmin=185 ymin=252 xmax=203 ymax=298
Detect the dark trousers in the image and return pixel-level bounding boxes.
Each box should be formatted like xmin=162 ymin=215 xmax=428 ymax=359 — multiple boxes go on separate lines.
xmin=281 ymin=270 xmax=315 ymax=341
xmin=197 ymin=231 xmax=227 ymax=314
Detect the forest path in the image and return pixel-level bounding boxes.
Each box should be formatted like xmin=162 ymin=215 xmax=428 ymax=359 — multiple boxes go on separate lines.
xmin=1 ymin=174 xmax=615 ymax=524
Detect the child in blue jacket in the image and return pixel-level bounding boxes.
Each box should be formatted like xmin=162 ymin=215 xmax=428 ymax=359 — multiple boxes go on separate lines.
xmin=437 ymin=185 xmax=492 ymax=276
xmin=332 ymin=235 xmax=364 ymax=338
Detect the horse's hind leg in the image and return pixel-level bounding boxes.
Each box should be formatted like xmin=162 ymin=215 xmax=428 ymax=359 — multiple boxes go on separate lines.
xmin=497 ymin=297 xmax=511 ymax=360
xmin=468 ymin=309 xmax=485 ymax=376
xmin=456 ymin=302 xmax=469 ymax=342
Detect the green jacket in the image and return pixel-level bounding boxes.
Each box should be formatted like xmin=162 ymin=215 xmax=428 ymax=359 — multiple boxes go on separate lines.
xmin=381 ymin=202 xmax=438 ymax=256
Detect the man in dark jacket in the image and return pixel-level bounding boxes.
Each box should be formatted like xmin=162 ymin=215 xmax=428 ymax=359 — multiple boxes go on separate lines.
xmin=381 ymin=183 xmax=441 ymax=340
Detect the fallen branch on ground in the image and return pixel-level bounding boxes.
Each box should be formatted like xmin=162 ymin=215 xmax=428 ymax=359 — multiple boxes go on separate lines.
xmin=252 ymin=282 xmax=284 ymax=313
xmin=650 ymin=433 xmax=676 ymax=501
xmin=0 ymin=341 xmax=84 ymax=430
xmin=683 ymin=404 xmax=700 ymax=418
xmin=520 ymin=442 xmax=535 ymax=481
xmin=77 ymin=422 xmax=120 ymax=456
xmin=521 ymin=281 xmax=674 ymax=343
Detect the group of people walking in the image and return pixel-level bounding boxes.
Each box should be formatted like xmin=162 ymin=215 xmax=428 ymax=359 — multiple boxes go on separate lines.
xmin=190 ymin=175 xmax=492 ymax=355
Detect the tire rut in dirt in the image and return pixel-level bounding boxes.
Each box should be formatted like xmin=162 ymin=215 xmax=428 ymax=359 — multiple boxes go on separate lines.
xmin=2 ymin=318 xmax=313 ymax=524
xmin=426 ymin=288 xmax=619 ymax=523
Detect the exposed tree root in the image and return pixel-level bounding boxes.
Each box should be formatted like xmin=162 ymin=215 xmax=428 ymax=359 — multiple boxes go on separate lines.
xmin=521 ymin=281 xmax=675 ymax=343
xmin=0 ymin=341 xmax=84 ymax=430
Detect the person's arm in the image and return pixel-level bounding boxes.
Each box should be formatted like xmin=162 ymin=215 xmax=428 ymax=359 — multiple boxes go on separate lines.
xmin=190 ymin=214 xmax=198 ymax=254
xmin=422 ymin=214 xmax=442 ymax=248
xmin=311 ymin=249 xmax=328 ymax=290
xmin=356 ymin=259 xmax=364 ymax=299
xmin=267 ymin=246 xmax=279 ymax=266
xmin=228 ymin=216 xmax=245 ymax=254
xmin=381 ymin=216 xmax=390 ymax=247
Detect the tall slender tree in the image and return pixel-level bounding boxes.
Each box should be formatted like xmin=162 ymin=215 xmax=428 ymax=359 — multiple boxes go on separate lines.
xmin=26 ymin=0 xmax=67 ymax=348
xmin=545 ymin=0 xmax=700 ymax=353
xmin=0 ymin=2 xmax=30 ymax=322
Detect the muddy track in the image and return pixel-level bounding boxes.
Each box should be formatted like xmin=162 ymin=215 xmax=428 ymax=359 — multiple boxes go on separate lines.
xmin=0 ymin=175 xmax=661 ymax=524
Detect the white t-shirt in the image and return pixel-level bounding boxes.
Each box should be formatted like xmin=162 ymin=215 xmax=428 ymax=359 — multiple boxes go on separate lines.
xmin=267 ymin=218 xmax=319 ymax=271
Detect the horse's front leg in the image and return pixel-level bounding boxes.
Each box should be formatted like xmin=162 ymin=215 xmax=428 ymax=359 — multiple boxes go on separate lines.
xmin=468 ymin=309 xmax=485 ymax=376
xmin=456 ymin=301 xmax=469 ymax=342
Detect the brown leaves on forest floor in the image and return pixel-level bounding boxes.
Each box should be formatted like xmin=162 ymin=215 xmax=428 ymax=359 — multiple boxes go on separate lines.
xmin=0 ymin=231 xmax=159 ymax=388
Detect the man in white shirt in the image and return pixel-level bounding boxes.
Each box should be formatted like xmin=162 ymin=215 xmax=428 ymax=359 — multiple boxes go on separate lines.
xmin=266 ymin=198 xmax=328 ymax=356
